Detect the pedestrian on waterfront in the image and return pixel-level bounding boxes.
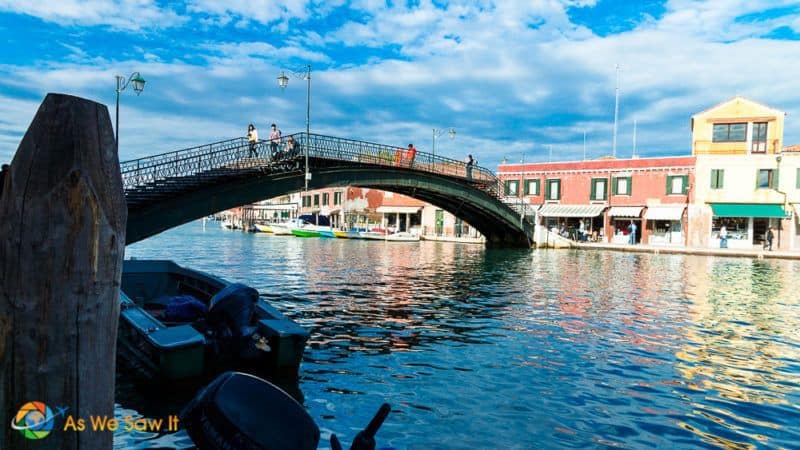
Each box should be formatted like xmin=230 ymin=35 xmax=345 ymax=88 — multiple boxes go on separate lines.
xmin=247 ymin=123 xmax=259 ymax=157
xmin=269 ymin=123 xmax=282 ymax=156
xmin=406 ymin=144 xmax=417 ymax=167
xmin=628 ymin=220 xmax=637 ymax=245
xmin=578 ymin=219 xmax=586 ymax=242
xmin=719 ymin=225 xmax=728 ymax=249
xmin=766 ymin=226 xmax=774 ymax=251
xmin=465 ymin=154 xmax=474 ymax=179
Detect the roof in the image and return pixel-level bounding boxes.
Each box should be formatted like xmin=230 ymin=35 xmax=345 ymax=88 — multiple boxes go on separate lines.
xmin=498 ymin=155 xmax=695 ymax=173
xmin=783 ymin=144 xmax=800 ymax=153
xmin=692 ymin=96 xmax=785 ymax=119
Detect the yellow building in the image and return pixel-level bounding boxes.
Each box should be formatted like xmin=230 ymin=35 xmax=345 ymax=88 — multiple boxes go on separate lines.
xmin=689 ymin=97 xmax=794 ymax=249
xmin=692 ymin=96 xmax=785 ymax=155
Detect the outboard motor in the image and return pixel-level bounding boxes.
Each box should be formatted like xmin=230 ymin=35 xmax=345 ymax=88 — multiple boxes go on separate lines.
xmin=207 ymin=283 xmax=260 ymax=359
xmin=182 ymin=371 xmax=319 ymax=450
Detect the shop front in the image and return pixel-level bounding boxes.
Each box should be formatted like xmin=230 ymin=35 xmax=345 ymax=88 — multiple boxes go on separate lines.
xmin=607 ymin=206 xmax=644 ymax=244
xmin=376 ymin=206 xmax=422 ymax=232
xmin=538 ymin=204 xmax=606 ymax=241
xmin=645 ymin=206 xmax=686 ymax=246
xmin=709 ymin=203 xmax=787 ymax=249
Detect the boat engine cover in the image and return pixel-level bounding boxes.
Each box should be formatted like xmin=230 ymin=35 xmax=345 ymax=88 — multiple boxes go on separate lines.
xmin=208 ymin=283 xmax=258 ymax=338
xmin=181 ymin=371 xmax=319 ymax=450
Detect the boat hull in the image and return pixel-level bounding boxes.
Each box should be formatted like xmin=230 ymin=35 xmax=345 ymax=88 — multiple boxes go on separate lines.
xmin=254 ymin=223 xmax=273 ymax=233
xmin=333 ymin=230 xmax=349 ymax=238
xmin=291 ymin=229 xmax=320 ymax=237
xmin=318 ymin=229 xmax=336 ymax=238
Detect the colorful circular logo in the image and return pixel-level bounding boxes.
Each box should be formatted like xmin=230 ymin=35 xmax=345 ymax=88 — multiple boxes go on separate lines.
xmin=11 ymin=401 xmax=55 ymax=439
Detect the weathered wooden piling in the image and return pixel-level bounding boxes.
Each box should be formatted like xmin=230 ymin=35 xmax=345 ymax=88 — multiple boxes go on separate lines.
xmin=0 ymin=93 xmax=127 ymax=449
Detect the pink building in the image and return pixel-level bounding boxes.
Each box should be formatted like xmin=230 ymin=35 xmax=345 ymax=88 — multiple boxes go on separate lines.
xmin=498 ymin=156 xmax=696 ymax=245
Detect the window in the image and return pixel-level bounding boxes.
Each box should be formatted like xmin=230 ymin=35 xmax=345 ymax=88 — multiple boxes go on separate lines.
xmin=302 ymin=195 xmax=311 ymax=207
xmin=322 ymin=193 xmax=329 ymax=205
xmin=590 ymin=178 xmax=607 ymax=201
xmin=667 ymin=175 xmax=689 ymax=194
xmin=712 ymin=123 xmax=747 ymax=142
xmin=524 ymin=179 xmax=540 ymax=196
xmin=334 ymin=191 xmax=342 ymax=205
xmin=545 ymin=179 xmax=561 ymax=201
xmin=612 ymin=176 xmax=632 ymax=196
xmin=752 ymin=122 xmax=768 ymax=153
xmin=504 ymin=179 xmax=520 ymax=196
xmin=313 ymin=194 xmax=320 ymax=206
xmin=757 ymin=169 xmax=776 ymax=189
xmin=710 ymin=169 xmax=724 ymax=189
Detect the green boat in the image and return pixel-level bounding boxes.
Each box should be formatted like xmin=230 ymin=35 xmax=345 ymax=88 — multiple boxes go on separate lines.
xmin=118 ymin=260 xmax=309 ymax=382
xmin=290 ymin=228 xmax=320 ymax=237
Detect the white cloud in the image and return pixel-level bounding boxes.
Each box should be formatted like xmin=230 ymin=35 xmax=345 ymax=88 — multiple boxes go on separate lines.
xmin=187 ymin=0 xmax=311 ymax=26
xmin=0 ymin=0 xmax=185 ymax=30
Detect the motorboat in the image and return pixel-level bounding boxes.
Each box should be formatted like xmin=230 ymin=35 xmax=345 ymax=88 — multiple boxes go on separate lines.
xmin=118 ymin=260 xmax=309 ymax=382
xmin=384 ymin=231 xmax=420 ymax=242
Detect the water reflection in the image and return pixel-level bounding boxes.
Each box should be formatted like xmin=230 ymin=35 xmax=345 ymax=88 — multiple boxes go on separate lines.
xmin=121 ymin=223 xmax=800 ymax=449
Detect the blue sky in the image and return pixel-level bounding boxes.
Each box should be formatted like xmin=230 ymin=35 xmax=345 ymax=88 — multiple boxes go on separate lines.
xmin=1 ymin=0 xmax=799 ymax=168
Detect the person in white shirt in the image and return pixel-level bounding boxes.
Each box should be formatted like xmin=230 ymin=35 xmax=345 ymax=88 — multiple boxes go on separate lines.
xmin=269 ymin=123 xmax=282 ymax=156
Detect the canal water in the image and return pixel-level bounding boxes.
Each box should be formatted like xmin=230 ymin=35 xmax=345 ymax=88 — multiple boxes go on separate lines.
xmin=117 ymin=221 xmax=800 ymax=449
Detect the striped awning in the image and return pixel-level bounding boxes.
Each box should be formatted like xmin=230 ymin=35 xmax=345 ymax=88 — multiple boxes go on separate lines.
xmin=538 ymin=204 xmax=606 ymax=218
xmin=608 ymin=206 xmax=644 ymax=218
xmin=645 ymin=206 xmax=685 ymax=221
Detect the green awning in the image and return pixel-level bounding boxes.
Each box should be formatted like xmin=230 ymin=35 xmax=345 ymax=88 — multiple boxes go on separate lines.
xmin=710 ymin=203 xmax=786 ymax=218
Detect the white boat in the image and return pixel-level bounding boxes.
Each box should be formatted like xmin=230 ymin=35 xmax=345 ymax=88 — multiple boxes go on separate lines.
xmin=385 ymin=231 xmax=420 ymax=242
xmin=272 ymin=218 xmax=306 ymax=236
xmin=221 ymin=219 xmax=236 ymax=229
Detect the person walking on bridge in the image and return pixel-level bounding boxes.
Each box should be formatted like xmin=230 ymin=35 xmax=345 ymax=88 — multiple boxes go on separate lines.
xmin=406 ymin=144 xmax=417 ymax=168
xmin=465 ymin=154 xmax=474 ymax=179
xmin=247 ymin=123 xmax=259 ymax=157
xmin=269 ymin=123 xmax=282 ymax=156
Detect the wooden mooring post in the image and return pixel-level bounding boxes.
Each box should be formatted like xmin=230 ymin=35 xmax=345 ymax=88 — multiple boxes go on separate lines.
xmin=0 ymin=93 xmax=127 ymax=449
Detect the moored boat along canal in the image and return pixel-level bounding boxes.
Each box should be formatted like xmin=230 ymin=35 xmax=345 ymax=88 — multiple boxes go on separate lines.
xmin=118 ymin=221 xmax=800 ymax=449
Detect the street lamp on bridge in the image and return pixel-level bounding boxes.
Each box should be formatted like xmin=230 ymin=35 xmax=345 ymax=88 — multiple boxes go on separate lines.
xmin=431 ymin=127 xmax=456 ymax=159
xmin=277 ymin=64 xmax=311 ymax=191
xmin=114 ymin=72 xmax=146 ymax=152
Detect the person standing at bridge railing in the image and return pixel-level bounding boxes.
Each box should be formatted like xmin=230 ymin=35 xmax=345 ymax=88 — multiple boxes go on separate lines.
xmin=465 ymin=154 xmax=474 ymax=179
xmin=269 ymin=123 xmax=282 ymax=156
xmin=406 ymin=144 xmax=417 ymax=168
xmin=247 ymin=124 xmax=259 ymax=157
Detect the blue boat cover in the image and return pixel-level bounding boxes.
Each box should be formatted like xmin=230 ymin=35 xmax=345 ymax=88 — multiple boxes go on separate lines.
xmin=164 ymin=295 xmax=207 ymax=322
xmin=299 ymin=214 xmax=331 ymax=226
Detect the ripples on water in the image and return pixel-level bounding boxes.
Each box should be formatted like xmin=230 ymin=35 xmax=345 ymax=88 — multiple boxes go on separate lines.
xmin=119 ymin=221 xmax=800 ymax=449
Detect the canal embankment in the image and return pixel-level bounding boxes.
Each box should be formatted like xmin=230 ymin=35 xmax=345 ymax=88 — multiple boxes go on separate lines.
xmin=574 ymin=242 xmax=800 ymax=260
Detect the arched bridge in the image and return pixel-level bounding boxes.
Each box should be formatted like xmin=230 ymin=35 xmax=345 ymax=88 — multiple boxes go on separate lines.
xmin=121 ymin=133 xmax=534 ymax=247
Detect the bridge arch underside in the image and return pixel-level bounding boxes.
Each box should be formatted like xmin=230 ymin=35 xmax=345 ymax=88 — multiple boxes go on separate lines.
xmin=126 ymin=165 xmax=533 ymax=247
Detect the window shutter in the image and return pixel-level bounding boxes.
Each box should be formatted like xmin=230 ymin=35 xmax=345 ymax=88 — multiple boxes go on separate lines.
xmin=556 ymin=180 xmax=561 ymax=199
xmin=796 ymin=168 xmax=800 ymax=189
xmin=773 ymin=169 xmax=779 ymax=189
xmin=710 ymin=171 xmax=716 ymax=189
xmin=627 ymin=177 xmax=632 ymax=196
xmin=612 ymin=178 xmax=618 ymax=195
xmin=590 ymin=180 xmax=595 ymax=200
xmin=524 ymin=180 xmax=529 ymax=196
xmin=545 ymin=180 xmax=551 ymax=199
xmin=682 ymin=175 xmax=689 ymax=194
xmin=534 ymin=179 xmax=539 ymax=195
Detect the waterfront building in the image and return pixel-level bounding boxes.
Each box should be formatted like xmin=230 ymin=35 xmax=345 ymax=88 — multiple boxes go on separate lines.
xmin=689 ymin=96 xmax=794 ymax=249
xmin=498 ymin=156 xmax=695 ymax=246
xmin=294 ymin=187 xmax=482 ymax=239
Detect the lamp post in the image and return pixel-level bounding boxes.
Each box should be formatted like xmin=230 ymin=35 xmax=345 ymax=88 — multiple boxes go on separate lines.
xmin=278 ymin=64 xmax=311 ymax=191
xmin=114 ymin=72 xmax=146 ymax=151
xmin=431 ymin=127 xmax=456 ymax=159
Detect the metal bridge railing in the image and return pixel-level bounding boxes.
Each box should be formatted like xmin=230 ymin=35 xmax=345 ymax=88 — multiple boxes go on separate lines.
xmin=119 ymin=133 xmax=502 ymax=197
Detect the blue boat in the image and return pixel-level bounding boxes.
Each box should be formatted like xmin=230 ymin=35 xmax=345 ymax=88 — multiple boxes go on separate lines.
xmin=118 ymin=260 xmax=309 ymax=382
